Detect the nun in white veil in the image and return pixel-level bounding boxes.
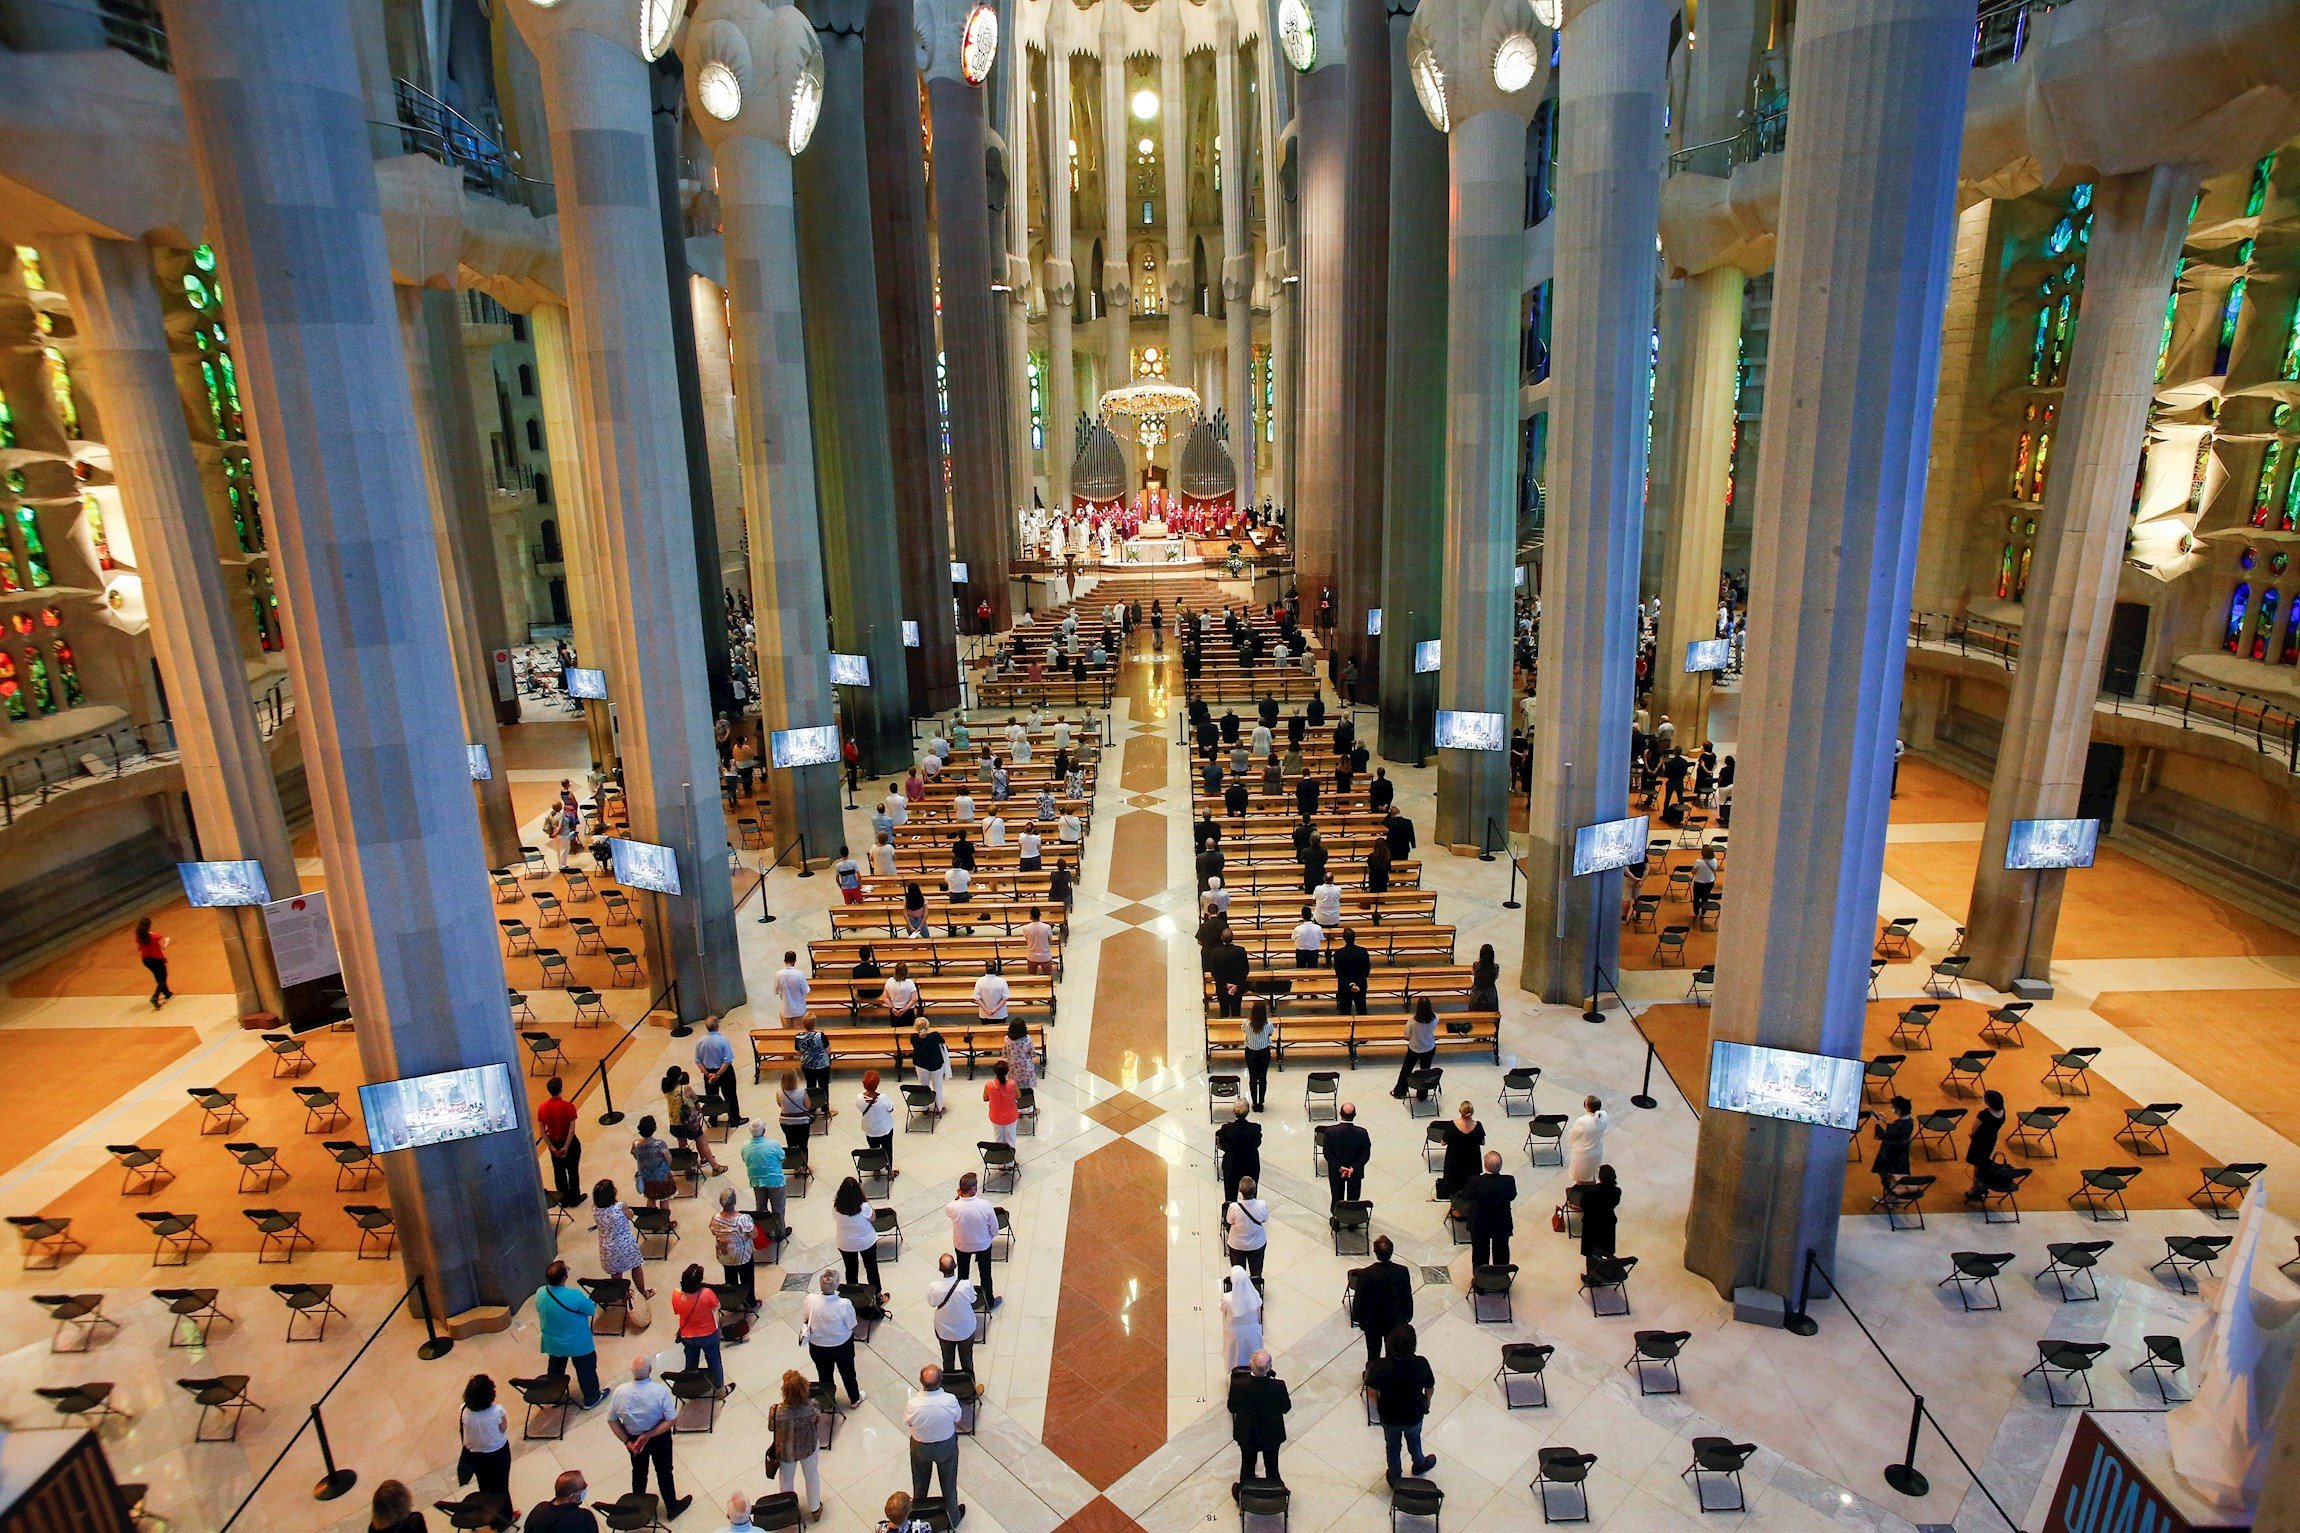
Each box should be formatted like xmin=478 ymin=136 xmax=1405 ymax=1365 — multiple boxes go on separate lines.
xmin=1221 ymin=1262 xmax=1265 ymax=1370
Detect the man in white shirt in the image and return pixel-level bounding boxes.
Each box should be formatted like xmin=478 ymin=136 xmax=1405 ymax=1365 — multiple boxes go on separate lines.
xmin=870 ymin=833 xmax=899 ymax=878
xmin=947 ymin=1172 xmax=1000 ymax=1308
xmin=608 ymin=1353 xmax=688 ymax=1518
xmin=920 ymin=753 xmax=943 ymax=782
xmin=982 ymin=813 xmax=1007 ymax=848
xmin=1021 ymin=911 xmax=1055 ymax=976
xmin=1057 ymin=812 xmax=1083 ymax=844
xmin=926 ymin=1253 xmax=980 ymax=1375
xmin=1292 ymin=907 xmax=1326 ymax=969
xmin=1313 ymin=879 xmax=1343 ymax=928
xmin=883 ymin=788 xmax=910 ymax=828
xmin=952 ymin=791 xmax=976 ymax=822
xmin=905 ymin=1364 xmax=965 ymax=1513
xmin=1017 ymin=828 xmax=1043 ymax=871
xmin=1052 ymin=716 xmax=1072 ymax=751
xmin=973 ymin=962 xmax=1010 ymax=1022
xmin=1250 ymin=721 xmax=1272 ymax=759
xmin=774 ymin=953 xmax=811 ymax=1020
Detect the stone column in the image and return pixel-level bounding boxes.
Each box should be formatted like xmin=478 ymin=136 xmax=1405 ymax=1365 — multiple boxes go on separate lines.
xmin=163 ymin=0 xmax=552 ymax=1315
xmin=1647 ymin=264 xmax=1741 ymax=740
xmin=510 ymin=0 xmax=747 ymax=1018
xmin=1414 ymin=0 xmax=1543 ymax=846
xmin=1099 ymin=14 xmax=1133 ymax=392
xmin=51 ymin=233 xmax=297 ymax=1022
xmin=1216 ymin=23 xmax=1255 ymax=509
xmin=689 ymin=273 xmax=749 ymax=598
xmin=1521 ymin=0 xmax=1668 ymax=1001
xmin=1335 ymin=0 xmax=1391 ymax=685
xmin=1682 ymin=0 xmax=1974 ymax=1305
xmin=1375 ymin=0 xmax=1446 ymax=764
xmin=398 ymin=287 xmax=524 ymax=871
xmin=924 ymin=0 xmax=1016 ymax=634
xmin=1965 ymin=166 xmax=2195 ymax=992
xmin=529 ymin=304 xmax=620 ymax=774
xmin=684 ymin=0 xmax=846 ymax=864
xmin=1044 ymin=32 xmax=1078 ymax=512
xmin=1256 ymin=41 xmax=1291 ymax=512
xmin=793 ymin=0 xmax=918 ymax=772
xmin=864 ymin=0 xmax=964 ymax=698
xmin=1292 ymin=6 xmax=1350 ymax=609
xmin=1161 ymin=19 xmax=1192 ymax=389
xmin=1004 ymin=34 xmax=1038 ymax=510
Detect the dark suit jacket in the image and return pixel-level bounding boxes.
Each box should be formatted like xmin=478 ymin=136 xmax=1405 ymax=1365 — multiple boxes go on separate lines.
xmin=1351 ymin=1257 xmax=1413 ymax=1336
xmin=1324 ymin=1121 xmax=1371 ymax=1177
xmin=1465 ymin=1171 xmax=1518 ymax=1237
xmin=1209 ymin=943 xmax=1251 ymax=998
xmin=1216 ymin=1117 xmax=1263 ymax=1180
xmin=1332 ymin=944 xmax=1372 ymax=988
xmin=1228 ymin=1370 xmax=1291 ymax=1447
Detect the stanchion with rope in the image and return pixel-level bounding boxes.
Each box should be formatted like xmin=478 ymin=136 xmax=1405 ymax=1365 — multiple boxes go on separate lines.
xmin=310 ymin=1404 xmax=355 ymax=1501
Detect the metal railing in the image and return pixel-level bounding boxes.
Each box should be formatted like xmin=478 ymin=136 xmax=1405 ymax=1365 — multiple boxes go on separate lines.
xmin=2 ymin=0 xmax=167 ymax=68
xmin=1973 ymin=0 xmax=2061 ymax=67
xmin=1906 ymin=609 xmax=2300 ymax=772
xmin=385 ymin=78 xmax=555 ymax=215
xmin=0 ymin=677 xmax=294 ymax=828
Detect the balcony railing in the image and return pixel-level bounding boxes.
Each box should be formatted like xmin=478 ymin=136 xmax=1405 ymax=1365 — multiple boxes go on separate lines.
xmin=0 ymin=677 xmax=294 ymax=829
xmin=386 ymin=78 xmax=555 ymax=216
xmin=1906 ymin=609 xmax=2300 ymax=773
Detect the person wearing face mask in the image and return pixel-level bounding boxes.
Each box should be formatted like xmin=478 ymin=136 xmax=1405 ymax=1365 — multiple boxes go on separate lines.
xmin=521 ymin=1470 xmax=596 ymax=1532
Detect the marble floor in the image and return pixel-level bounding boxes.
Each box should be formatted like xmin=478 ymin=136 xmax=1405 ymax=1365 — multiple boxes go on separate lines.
xmin=0 ymin=640 xmax=2293 ymax=1533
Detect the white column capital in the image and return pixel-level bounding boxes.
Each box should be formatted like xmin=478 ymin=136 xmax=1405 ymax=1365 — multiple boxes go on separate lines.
xmin=509 ymin=0 xmax=681 ymax=63
xmin=1407 ymin=0 xmax=1548 ymax=131
xmin=682 ymin=0 xmax=825 ymax=157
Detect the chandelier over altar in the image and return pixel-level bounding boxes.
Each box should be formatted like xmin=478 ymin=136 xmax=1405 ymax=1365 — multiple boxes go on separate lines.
xmin=1097 ymin=379 xmax=1203 ymax=448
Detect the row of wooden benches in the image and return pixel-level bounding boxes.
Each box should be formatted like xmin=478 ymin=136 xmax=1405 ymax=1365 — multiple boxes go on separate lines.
xmin=1198 ymin=964 xmax=1484 ymax=1014
xmin=1203 ymin=1012 xmax=1503 ymax=1066
xmin=749 ymin=1021 xmax=1049 ymax=1081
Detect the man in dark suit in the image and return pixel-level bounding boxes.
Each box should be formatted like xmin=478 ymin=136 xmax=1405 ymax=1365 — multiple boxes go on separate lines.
xmin=1295 ymin=773 xmax=1320 ymax=819
xmin=1349 ymin=1236 xmax=1413 ymax=1369
xmin=1331 ymin=930 xmax=1372 ymax=1015
xmin=1228 ymin=1351 xmax=1290 ymax=1491
xmin=1323 ymin=1101 xmax=1371 ymax=1207
xmin=1216 ymin=1100 xmax=1262 ymax=1202
xmin=1385 ymin=810 xmax=1417 ymax=861
xmin=1258 ymin=696 xmax=1281 ymax=730
xmin=1464 ymin=1150 xmax=1518 ymax=1270
xmin=1224 ymin=778 xmax=1250 ymax=817
xmin=1368 ymin=769 xmax=1395 ymax=813
xmin=1208 ymin=935 xmax=1251 ymax=1020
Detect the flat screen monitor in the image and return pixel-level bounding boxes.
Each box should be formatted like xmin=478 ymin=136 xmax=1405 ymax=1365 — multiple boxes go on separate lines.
xmin=902 ymin=621 xmax=921 ymax=648
xmin=1365 ymin=607 xmax=1383 ymax=637
xmin=359 ymin=1063 xmax=523 ymax=1154
xmin=950 ymin=561 xmax=970 ymax=584
xmin=771 ymin=725 xmax=842 ymax=770
xmin=563 ymin=666 xmax=607 ymax=701
xmin=2005 ymin=817 xmax=2100 ymax=871
xmin=1707 ymin=1041 xmax=1865 ymax=1132
xmin=1413 ymin=639 xmax=1441 ymax=674
xmin=608 ymin=837 xmax=682 ymax=896
xmin=1570 ymin=815 xmax=1649 ymax=877
xmin=1514 ymin=565 xmax=1527 ymax=589
xmin=467 ymin=743 xmax=492 ymax=781
xmin=829 ymin=652 xmax=872 ymax=687
xmin=178 ymin=859 xmax=272 ymax=908
xmin=1434 ymin=710 xmax=1506 ymax=751
xmin=1684 ymin=638 xmax=1732 ymax=674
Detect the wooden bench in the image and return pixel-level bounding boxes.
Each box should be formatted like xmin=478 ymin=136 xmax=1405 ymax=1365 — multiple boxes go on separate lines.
xmin=976 ymin=675 xmax=1116 ymax=709
xmin=1186 ymin=670 xmax=1320 ymax=703
xmin=1221 ymin=890 xmax=1441 ymax=924
xmin=1202 ymin=965 xmax=1477 ymax=1014
xmin=856 ymin=871 xmax=1055 ymax=902
xmin=879 ymin=846 xmax=1085 ymax=877
xmin=890 ymin=807 xmax=1091 ymax=837
xmin=1189 ymin=797 xmax=1391 ymax=827
xmin=1222 ymin=924 xmax=1457 ymax=966
xmin=1203 ymin=1011 xmax=1501 ymax=1066
xmin=1208 ymin=860 xmax=1422 ymax=892
xmin=831 ymin=899 xmax=1071 ymax=939
xmin=802 ymin=972 xmax=1058 ymax=1024
xmin=807 ymin=935 xmax=1062 ymax=978
xmin=750 ymin=1021 xmax=1048 ymax=1082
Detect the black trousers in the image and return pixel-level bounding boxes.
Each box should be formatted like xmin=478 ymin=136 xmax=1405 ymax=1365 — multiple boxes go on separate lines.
xmin=143 ymin=957 xmax=171 ymax=1003
xmin=549 ymin=1140 xmax=583 ymax=1208
xmin=1472 ymin=1232 xmax=1511 ymax=1270
xmin=628 ymin=1431 xmax=676 ymax=1505
xmin=1294 ymin=950 xmax=1321 ymax=969
xmin=1362 ymin=1326 xmax=1390 ymax=1368
xmin=705 ymin=1069 xmax=741 ymax=1125
xmin=1328 ymin=1166 xmax=1362 ymax=1207
xmin=939 ymin=1335 xmax=976 ymax=1377
xmin=841 ymin=1246 xmax=883 ymax=1293
xmin=1394 ymin=1048 xmax=1434 ymax=1095
xmin=957 ymin=1246 xmax=995 ymax=1306
xmin=804 ymin=1067 xmax=831 ymax=1106
xmin=1244 ymin=1051 xmax=1270 ymax=1109
xmin=1240 ymin=1443 xmax=1280 ymax=1483
xmin=1218 ymin=989 xmax=1243 ymax=1019
xmin=1336 ymin=984 xmax=1367 ymax=1016
xmin=810 ymin=1339 xmax=860 ymax=1403
xmin=1227 ymin=1243 xmax=1266 ymax=1280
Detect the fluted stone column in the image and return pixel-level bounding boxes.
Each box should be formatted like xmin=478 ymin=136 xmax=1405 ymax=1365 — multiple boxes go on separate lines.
xmin=164 ymin=0 xmax=552 ymax=1315
xmin=530 ymin=304 xmax=620 ymax=774
xmin=1044 ymin=33 xmax=1078 ymax=512
xmin=1965 ymin=166 xmax=2195 ymax=993
xmin=1216 ymin=24 xmax=1255 ymax=509
xmin=1292 ymin=0 xmax=1350 ymax=609
xmin=1683 ymin=0 xmax=1974 ymax=1305
xmin=864 ymin=0 xmax=964 ymax=698
xmin=399 ymin=287 xmax=524 ymax=871
xmin=1256 ymin=40 xmax=1292 ymax=512
xmin=52 ymin=233 xmax=296 ymax=1022
xmin=683 ymin=0 xmax=846 ymax=865
xmin=1161 ymin=20 xmax=1192 ymax=388
xmin=1648 ymin=265 xmax=1741 ymax=740
xmin=1375 ymin=0 xmax=1446 ymax=764
xmin=792 ymin=0 xmax=917 ymax=772
xmin=924 ymin=0 xmax=1015 ymax=634
xmin=510 ymin=0 xmax=747 ymax=1018
xmin=1099 ymin=14 xmax=1133 ymax=395
xmin=1521 ymin=0 xmax=1667 ymax=1000
xmin=690 ymin=274 xmax=749 ymax=597
xmin=1415 ymin=0 xmax=1544 ymax=847
xmin=1003 ymin=36 xmax=1038 ymax=509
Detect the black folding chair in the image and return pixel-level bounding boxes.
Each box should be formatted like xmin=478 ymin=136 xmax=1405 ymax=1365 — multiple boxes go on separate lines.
xmin=1937 ymin=1251 xmax=2014 ymax=1312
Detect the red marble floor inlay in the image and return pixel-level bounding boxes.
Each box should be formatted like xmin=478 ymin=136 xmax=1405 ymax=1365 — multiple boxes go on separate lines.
xmin=1042 ymin=1137 xmax=1171 ymax=1490
xmin=1054 ymin=1496 xmax=1149 ymax=1533
xmin=1086 ymin=927 xmax=1170 ymax=1087
xmin=1106 ymin=810 xmax=1169 ymax=903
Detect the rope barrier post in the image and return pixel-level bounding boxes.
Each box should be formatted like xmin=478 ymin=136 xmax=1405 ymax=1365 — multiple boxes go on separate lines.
xmin=1630 ymin=1039 xmax=1659 ymax=1110
xmin=797 ymin=832 xmax=813 ymax=877
xmin=1884 ymin=1394 xmax=1929 ymax=1497
xmin=310 ymin=1403 xmax=357 ymax=1501
xmin=1503 ymin=843 xmax=1522 ymax=910
xmin=414 ymin=1273 xmax=455 ymax=1361
xmin=597 ymin=1064 xmax=625 ymax=1126
xmin=1478 ymin=817 xmax=1496 ymax=863
xmin=757 ymin=866 xmax=775 ymax=925
xmin=1785 ymin=1247 xmax=1820 ymax=1337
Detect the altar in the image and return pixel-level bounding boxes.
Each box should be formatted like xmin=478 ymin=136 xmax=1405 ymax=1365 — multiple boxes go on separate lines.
xmin=1115 ymin=535 xmax=1198 ymax=567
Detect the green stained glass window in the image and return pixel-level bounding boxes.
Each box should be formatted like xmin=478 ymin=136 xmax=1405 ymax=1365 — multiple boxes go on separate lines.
xmin=13 ymin=506 xmax=49 ymax=587
xmin=49 ymin=638 xmax=78 ymax=705
xmin=0 ymin=651 xmax=21 ymax=721
xmin=182 ymin=272 xmax=210 ymax=310
xmin=192 ymin=243 xmax=215 ymax=273
xmin=22 ymin=647 xmax=51 ymax=713
xmin=41 ymin=347 xmax=75 ymax=437
xmin=2256 ymin=442 xmax=2284 ymax=526
xmin=2281 ymin=305 xmax=2300 ymax=382
xmin=2247 ymin=153 xmax=2277 ymax=218
xmin=14 ymin=246 xmax=43 ymax=291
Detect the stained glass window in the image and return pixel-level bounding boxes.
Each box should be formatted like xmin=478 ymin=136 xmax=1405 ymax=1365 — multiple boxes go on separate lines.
xmin=2256 ymin=443 xmax=2284 ymax=527
xmin=2189 ymin=441 xmax=2214 ymax=516
xmin=21 ymin=646 xmax=50 ymax=714
xmin=2282 ymin=303 xmax=2300 ymax=382
xmin=1997 ymin=543 xmax=2016 ymax=600
xmin=1027 ymin=353 xmax=1044 ymax=452
xmin=2218 ymin=241 xmax=2252 ymax=375
xmin=2283 ymin=599 xmax=2300 ymax=666
xmin=13 ymin=506 xmax=49 ymax=588
xmin=2255 ymin=589 xmax=2280 ymax=660
xmin=41 ymin=346 xmax=76 ymax=438
xmin=2227 ymin=581 xmax=2253 ymax=652
xmin=2285 ymin=461 xmax=2300 ymax=532
xmin=2157 ymin=259 xmax=2186 ymax=382
xmin=248 ymin=567 xmax=281 ymax=652
xmin=81 ymin=492 xmax=112 ymax=569
xmin=0 ymin=651 xmax=20 ymax=721
xmin=49 ymin=637 xmax=78 ymax=705
xmin=2247 ymin=153 xmax=2277 ymax=218
xmin=14 ymin=245 xmax=44 ymax=292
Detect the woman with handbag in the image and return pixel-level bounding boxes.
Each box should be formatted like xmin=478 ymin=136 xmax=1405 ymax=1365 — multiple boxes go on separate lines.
xmin=711 ymin=1187 xmax=758 ymax=1311
xmin=456 ymin=1374 xmax=514 ymax=1525
xmin=777 ymin=1072 xmax=814 ymax=1156
xmin=766 ymin=1369 xmax=823 ymax=1521
xmin=671 ymin=1263 xmax=726 ymax=1394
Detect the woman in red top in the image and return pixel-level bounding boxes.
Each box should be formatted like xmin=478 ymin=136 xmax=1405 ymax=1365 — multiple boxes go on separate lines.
xmin=983 ymin=1060 xmax=1020 ymax=1148
xmin=134 ymin=918 xmax=172 ymax=1009
xmin=671 ymin=1262 xmax=725 ymax=1394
